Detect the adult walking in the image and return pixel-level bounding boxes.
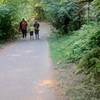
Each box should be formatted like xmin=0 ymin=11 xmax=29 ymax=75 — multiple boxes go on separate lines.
xmin=33 ymin=21 xmax=40 ymax=39
xmin=19 ymin=18 xmax=28 ymax=38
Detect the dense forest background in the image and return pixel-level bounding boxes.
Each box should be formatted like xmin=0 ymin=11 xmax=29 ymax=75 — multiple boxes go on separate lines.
xmin=0 ymin=0 xmax=100 ymax=99
xmin=0 ymin=0 xmax=100 ymax=40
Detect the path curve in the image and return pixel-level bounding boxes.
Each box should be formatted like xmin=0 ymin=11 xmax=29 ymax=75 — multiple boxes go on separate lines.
xmin=0 ymin=22 xmax=60 ymax=100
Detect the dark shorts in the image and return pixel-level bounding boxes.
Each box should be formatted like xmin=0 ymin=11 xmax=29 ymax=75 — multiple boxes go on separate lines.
xmin=30 ymin=31 xmax=33 ymax=36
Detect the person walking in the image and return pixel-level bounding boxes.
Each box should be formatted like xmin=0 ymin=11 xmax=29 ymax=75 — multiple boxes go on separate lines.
xmin=33 ymin=21 xmax=40 ymax=40
xmin=29 ymin=26 xmax=34 ymax=40
xmin=19 ymin=18 xmax=28 ymax=38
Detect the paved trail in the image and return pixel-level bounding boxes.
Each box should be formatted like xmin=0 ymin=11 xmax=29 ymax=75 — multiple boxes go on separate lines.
xmin=0 ymin=23 xmax=60 ymax=100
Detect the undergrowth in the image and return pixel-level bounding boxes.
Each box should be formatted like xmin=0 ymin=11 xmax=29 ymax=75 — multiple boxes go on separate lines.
xmin=49 ymin=22 xmax=100 ymax=100
xmin=49 ymin=22 xmax=100 ymax=66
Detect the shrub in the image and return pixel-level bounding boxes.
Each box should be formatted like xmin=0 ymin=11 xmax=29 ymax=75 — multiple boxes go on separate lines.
xmin=90 ymin=30 xmax=100 ymax=47
xmin=33 ymin=4 xmax=45 ymax=21
xmin=78 ymin=48 xmax=100 ymax=83
xmin=0 ymin=5 xmax=18 ymax=41
xmin=43 ymin=1 xmax=83 ymax=33
xmin=49 ymin=22 xmax=100 ymax=65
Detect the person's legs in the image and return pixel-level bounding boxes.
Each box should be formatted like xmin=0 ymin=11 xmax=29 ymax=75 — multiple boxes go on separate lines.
xmin=24 ymin=32 xmax=27 ymax=38
xmin=35 ymin=30 xmax=39 ymax=40
xmin=30 ymin=32 xmax=31 ymax=40
xmin=37 ymin=33 xmax=39 ymax=39
xmin=36 ymin=31 xmax=39 ymax=39
xmin=35 ymin=33 xmax=37 ymax=39
xmin=37 ymin=30 xmax=39 ymax=39
xmin=35 ymin=30 xmax=37 ymax=39
xmin=30 ymin=31 xmax=34 ymax=40
xmin=24 ymin=30 xmax=27 ymax=38
xmin=22 ymin=30 xmax=27 ymax=38
xmin=22 ymin=30 xmax=24 ymax=38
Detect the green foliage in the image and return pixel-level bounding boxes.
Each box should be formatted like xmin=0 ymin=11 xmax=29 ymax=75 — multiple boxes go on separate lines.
xmin=78 ymin=48 xmax=100 ymax=83
xmin=33 ymin=4 xmax=45 ymax=20
xmin=0 ymin=5 xmax=16 ymax=40
xmin=0 ymin=0 xmax=34 ymax=41
xmin=90 ymin=30 xmax=100 ymax=47
xmin=93 ymin=0 xmax=100 ymax=10
xmin=93 ymin=0 xmax=100 ymax=21
xmin=49 ymin=23 xmax=100 ymax=65
xmin=76 ymin=47 xmax=100 ymax=100
xmin=43 ymin=0 xmax=83 ymax=33
xmin=48 ymin=0 xmax=100 ymax=99
xmin=49 ymin=22 xmax=100 ymax=100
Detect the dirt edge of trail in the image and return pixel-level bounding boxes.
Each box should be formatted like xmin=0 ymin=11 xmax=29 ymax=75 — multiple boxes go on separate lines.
xmin=53 ymin=63 xmax=84 ymax=100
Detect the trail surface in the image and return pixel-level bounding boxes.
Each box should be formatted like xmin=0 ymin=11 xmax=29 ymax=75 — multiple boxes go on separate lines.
xmin=0 ymin=23 xmax=60 ymax=100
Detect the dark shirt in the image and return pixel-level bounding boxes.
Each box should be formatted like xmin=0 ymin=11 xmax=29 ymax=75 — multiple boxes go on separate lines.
xmin=34 ymin=22 xmax=40 ymax=30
